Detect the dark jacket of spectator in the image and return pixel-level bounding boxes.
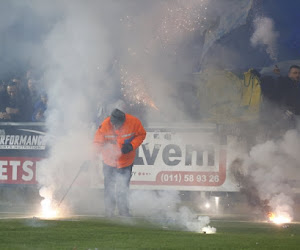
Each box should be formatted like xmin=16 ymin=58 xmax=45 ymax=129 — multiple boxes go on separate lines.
xmin=32 ymin=93 xmax=47 ymax=122
xmin=276 ymin=76 xmax=300 ymax=115
xmin=0 ymin=82 xmax=26 ymax=122
xmin=22 ymin=79 xmax=40 ymax=121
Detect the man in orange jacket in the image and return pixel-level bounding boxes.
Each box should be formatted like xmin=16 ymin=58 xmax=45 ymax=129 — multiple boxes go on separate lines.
xmin=94 ymin=108 xmax=146 ymax=217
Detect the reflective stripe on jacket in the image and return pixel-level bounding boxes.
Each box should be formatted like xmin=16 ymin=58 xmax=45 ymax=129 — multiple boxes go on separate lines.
xmin=93 ymin=113 xmax=146 ymax=168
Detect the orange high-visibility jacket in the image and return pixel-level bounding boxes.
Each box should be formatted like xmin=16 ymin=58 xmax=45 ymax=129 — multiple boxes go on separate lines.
xmin=93 ymin=114 xmax=146 ymax=168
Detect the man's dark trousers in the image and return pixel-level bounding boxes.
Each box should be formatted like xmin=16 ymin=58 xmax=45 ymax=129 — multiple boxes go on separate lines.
xmin=103 ymin=163 xmax=133 ymax=216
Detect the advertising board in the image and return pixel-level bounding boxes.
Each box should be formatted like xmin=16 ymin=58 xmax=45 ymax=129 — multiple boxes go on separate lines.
xmin=0 ymin=123 xmax=47 ymax=185
xmin=0 ymin=122 xmax=239 ymax=191
xmin=130 ymin=123 xmax=238 ymax=191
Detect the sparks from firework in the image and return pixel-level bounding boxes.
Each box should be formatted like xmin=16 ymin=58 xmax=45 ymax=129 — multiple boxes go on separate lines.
xmin=120 ymin=66 xmax=159 ymax=110
xmin=119 ymin=0 xmax=209 ymax=57
xmin=157 ymin=0 xmax=209 ymax=48
xmin=120 ymin=15 xmax=134 ymax=29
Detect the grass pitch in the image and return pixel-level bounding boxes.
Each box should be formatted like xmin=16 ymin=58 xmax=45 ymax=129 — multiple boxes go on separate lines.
xmin=0 ymin=217 xmax=299 ymax=250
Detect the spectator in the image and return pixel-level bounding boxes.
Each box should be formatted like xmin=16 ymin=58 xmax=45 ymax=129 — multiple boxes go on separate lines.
xmin=32 ymin=92 xmax=48 ymax=122
xmin=25 ymin=69 xmax=33 ymax=81
xmin=0 ymin=80 xmax=6 ymax=96
xmin=276 ymin=65 xmax=300 ymax=116
xmin=258 ymin=65 xmax=300 ymax=136
xmin=0 ymin=80 xmax=8 ymax=120
xmin=0 ymin=81 xmax=26 ymax=122
xmin=11 ymin=77 xmax=23 ymax=91
xmin=23 ymin=79 xmax=40 ymax=121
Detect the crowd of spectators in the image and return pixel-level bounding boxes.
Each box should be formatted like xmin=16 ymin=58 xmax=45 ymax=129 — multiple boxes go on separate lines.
xmin=0 ymin=70 xmax=47 ymax=122
xmin=1 ymin=64 xmax=299 ymax=126
xmin=0 ymin=68 xmax=146 ymax=125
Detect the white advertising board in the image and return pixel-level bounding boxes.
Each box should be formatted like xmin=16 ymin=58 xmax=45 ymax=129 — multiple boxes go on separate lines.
xmin=129 ymin=123 xmax=238 ymax=191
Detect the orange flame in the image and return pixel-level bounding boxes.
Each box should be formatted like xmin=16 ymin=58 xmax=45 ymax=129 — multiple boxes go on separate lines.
xmin=267 ymin=212 xmax=292 ymax=225
xmin=268 ymin=212 xmax=275 ymax=220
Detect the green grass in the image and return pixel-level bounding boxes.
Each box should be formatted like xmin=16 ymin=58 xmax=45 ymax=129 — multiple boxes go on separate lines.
xmin=0 ymin=217 xmax=299 ymax=250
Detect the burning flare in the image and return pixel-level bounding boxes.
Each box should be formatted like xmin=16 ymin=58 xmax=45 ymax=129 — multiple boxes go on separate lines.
xmin=40 ymin=198 xmax=59 ymax=219
xmin=267 ymin=212 xmax=292 ymax=225
xmin=201 ymin=226 xmax=216 ymax=234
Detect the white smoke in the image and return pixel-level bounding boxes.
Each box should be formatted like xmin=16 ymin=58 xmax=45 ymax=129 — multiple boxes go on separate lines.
xmin=130 ymin=190 xmax=216 ymax=233
xmin=250 ymin=17 xmax=279 ymax=62
xmin=237 ymin=129 xmax=299 ymax=220
xmin=34 ymin=0 xmax=114 ymax=214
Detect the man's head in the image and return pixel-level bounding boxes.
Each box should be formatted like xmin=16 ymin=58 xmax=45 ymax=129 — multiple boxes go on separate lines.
xmin=0 ymin=80 xmax=5 ymax=92
xmin=26 ymin=69 xmax=32 ymax=80
xmin=288 ymin=65 xmax=300 ymax=82
xmin=110 ymin=108 xmax=125 ymax=129
xmin=6 ymin=82 xmax=18 ymax=99
xmin=11 ymin=77 xmax=21 ymax=89
xmin=40 ymin=92 xmax=48 ymax=104
xmin=27 ymin=79 xmax=37 ymax=92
